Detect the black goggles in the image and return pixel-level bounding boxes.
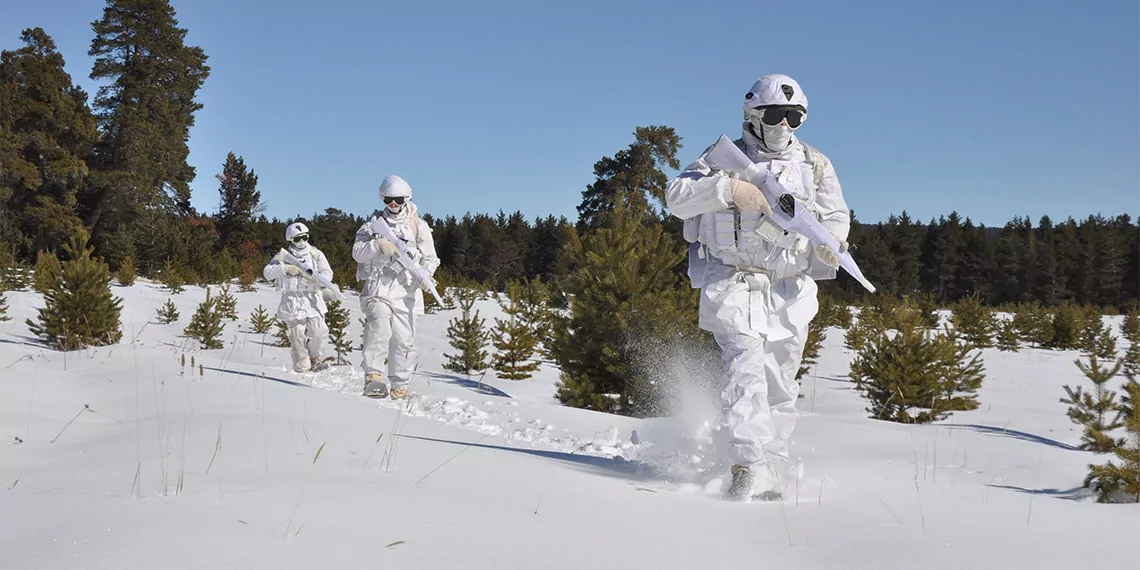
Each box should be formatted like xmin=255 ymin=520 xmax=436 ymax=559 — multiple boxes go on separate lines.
xmin=751 ymin=105 xmax=806 ymax=129
xmin=290 ymin=234 xmax=309 ymax=243
xmin=382 ymin=196 xmax=406 ymax=205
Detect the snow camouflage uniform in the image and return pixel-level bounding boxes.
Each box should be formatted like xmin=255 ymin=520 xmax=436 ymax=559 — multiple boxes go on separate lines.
xmin=263 ymin=222 xmax=335 ymax=373
xmin=352 ymin=175 xmax=440 ymax=400
xmin=664 ymin=74 xmax=852 ymax=500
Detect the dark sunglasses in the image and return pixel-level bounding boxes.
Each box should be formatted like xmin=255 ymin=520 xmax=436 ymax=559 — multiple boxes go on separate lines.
xmin=290 ymin=234 xmax=309 ymax=243
xmin=753 ymin=105 xmax=806 ymax=129
xmin=382 ymin=196 xmax=405 ymax=205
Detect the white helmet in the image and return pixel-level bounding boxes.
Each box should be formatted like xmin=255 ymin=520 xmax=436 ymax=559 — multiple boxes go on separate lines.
xmin=378 ymin=174 xmax=413 ymax=214
xmin=289 ymin=220 xmax=312 ymax=247
xmin=743 ymin=74 xmax=808 ymax=152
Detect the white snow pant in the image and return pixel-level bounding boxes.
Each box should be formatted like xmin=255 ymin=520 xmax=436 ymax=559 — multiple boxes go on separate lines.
xmin=699 ymin=269 xmax=818 ymax=470
xmin=285 ymin=315 xmax=328 ymax=372
xmin=360 ymin=293 xmax=417 ymax=388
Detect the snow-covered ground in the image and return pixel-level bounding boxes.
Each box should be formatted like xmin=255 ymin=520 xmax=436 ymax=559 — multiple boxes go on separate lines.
xmin=1 ymin=280 xmax=1136 ymax=569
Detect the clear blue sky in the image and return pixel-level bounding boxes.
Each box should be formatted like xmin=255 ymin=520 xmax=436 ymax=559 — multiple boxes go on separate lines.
xmin=3 ymin=0 xmax=1137 ymax=228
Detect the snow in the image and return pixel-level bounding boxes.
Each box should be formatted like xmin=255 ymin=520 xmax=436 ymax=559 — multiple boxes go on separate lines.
xmin=1 ymin=279 xmax=1137 ymax=569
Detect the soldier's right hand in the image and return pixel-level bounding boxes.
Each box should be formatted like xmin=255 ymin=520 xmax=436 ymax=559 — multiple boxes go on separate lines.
xmin=730 ymin=179 xmax=773 ymax=215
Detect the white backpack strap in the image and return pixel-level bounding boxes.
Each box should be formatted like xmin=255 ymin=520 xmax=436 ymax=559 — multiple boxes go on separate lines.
xmin=801 ymin=141 xmax=825 ymax=192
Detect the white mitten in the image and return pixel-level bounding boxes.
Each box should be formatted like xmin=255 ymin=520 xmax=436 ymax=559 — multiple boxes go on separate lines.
xmin=284 ymin=264 xmax=303 ymax=276
xmin=814 ymin=238 xmax=848 ymax=268
xmin=730 ymin=179 xmax=773 ymax=215
xmin=376 ymin=237 xmax=399 ymax=257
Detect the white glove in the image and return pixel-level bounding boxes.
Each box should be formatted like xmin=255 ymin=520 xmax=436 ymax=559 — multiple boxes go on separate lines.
xmin=375 ymin=237 xmax=399 ymax=257
xmin=814 ymin=238 xmax=848 ymax=268
xmin=283 ymin=264 xmax=303 ymax=276
xmin=730 ymin=179 xmax=773 ymax=215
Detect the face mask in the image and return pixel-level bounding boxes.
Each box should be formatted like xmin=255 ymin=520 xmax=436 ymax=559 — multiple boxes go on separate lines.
xmin=754 ymin=120 xmax=794 ymax=152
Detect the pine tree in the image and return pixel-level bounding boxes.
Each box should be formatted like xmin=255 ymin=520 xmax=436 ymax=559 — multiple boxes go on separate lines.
xmin=0 ymin=242 xmax=28 ymax=290
xmin=996 ymin=318 xmax=1021 ymax=352
xmin=0 ymin=291 xmax=9 ymax=322
xmin=214 ymin=282 xmax=237 ymax=320
xmin=274 ymin=319 xmax=290 ymax=348
xmin=1121 ymin=307 xmax=1140 ymax=381
xmin=1048 ymin=303 xmax=1083 ymax=350
xmin=237 ymin=259 xmax=256 ymax=292
xmin=1060 ymin=326 xmax=1125 ymax=453
xmin=491 ymin=282 xmax=543 ymax=380
xmin=83 ymin=0 xmax=210 ymax=239
xmin=155 ymin=298 xmax=178 ymax=324
xmin=248 ymin=304 xmax=274 ymax=334
xmin=1079 ymin=307 xmax=1105 ymax=356
xmin=26 ymin=231 xmax=123 ymax=350
xmin=442 ymin=288 xmax=491 ymax=375
xmin=32 ymin=250 xmax=62 ymax=294
xmin=183 ymin=287 xmax=225 ymax=349
xmin=324 ymin=299 xmax=353 ymax=365
xmin=1013 ymin=302 xmax=1053 ymax=348
xmin=849 ymin=301 xmax=985 ymax=423
xmin=214 ymin=152 xmax=262 ymax=250
xmin=116 ymin=254 xmax=135 ymax=286
xmin=160 ymin=258 xmax=185 ymax=293
xmin=797 ymin=315 xmax=826 ymax=381
xmin=1085 ymin=380 xmax=1140 ymax=503
xmin=551 ymin=198 xmax=701 ymax=416
xmin=575 ymin=125 xmax=681 ymax=232
xmin=951 ymin=292 xmax=997 ymax=348
xmin=0 ymin=28 xmax=95 ymax=256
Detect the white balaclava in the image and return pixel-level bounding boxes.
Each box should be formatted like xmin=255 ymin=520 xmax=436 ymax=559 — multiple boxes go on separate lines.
xmin=378 ymin=174 xmax=413 ymax=218
xmin=742 ymin=74 xmax=809 ymax=153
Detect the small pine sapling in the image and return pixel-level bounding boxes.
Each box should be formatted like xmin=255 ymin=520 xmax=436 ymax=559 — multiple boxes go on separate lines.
xmin=1121 ymin=307 xmax=1140 ymax=381
xmin=26 ymin=232 xmax=124 ymax=350
xmin=215 ymin=283 xmax=238 ymax=320
xmin=797 ymin=314 xmax=826 ymax=382
xmin=911 ymin=291 xmax=941 ymax=329
xmin=1084 ymin=379 xmax=1140 ymax=503
xmin=1079 ymin=307 xmax=1107 ymax=356
xmin=249 ymin=305 xmax=274 ymax=334
xmin=490 ymin=282 xmax=543 ymax=380
xmin=183 ymin=288 xmax=226 ymax=350
xmin=237 ymin=259 xmax=257 ymax=292
xmin=0 ymin=292 xmax=9 ymax=322
xmin=155 ymin=299 xmax=180 ymax=324
xmin=116 ymin=255 xmax=136 ymax=286
xmin=442 ymin=287 xmax=491 ymax=375
xmin=1013 ymin=302 xmax=1053 ymax=348
xmin=161 ymin=258 xmax=186 ymax=294
xmin=0 ymin=242 xmax=28 ymax=291
xmin=324 ymin=299 xmax=353 ymax=364
xmin=1048 ymin=303 xmax=1083 ymax=350
xmin=1060 ymin=326 xmax=1125 ymax=453
xmin=950 ymin=292 xmax=997 ymax=348
xmin=33 ymin=250 xmax=62 ymax=294
xmin=274 ymin=319 xmax=291 ymax=348
xmin=848 ymin=301 xmax=985 ymax=424
xmin=995 ymin=318 xmax=1021 ymax=352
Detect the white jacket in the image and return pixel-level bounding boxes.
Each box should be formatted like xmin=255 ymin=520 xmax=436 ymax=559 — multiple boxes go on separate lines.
xmin=352 ymin=202 xmax=440 ymax=310
xmin=262 ymin=245 xmax=334 ymax=321
xmin=665 ymin=125 xmax=850 ymax=283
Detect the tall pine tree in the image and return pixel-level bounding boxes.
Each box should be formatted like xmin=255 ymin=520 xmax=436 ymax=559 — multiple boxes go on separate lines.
xmin=0 ymin=28 xmax=96 ymax=259
xmin=81 ymin=0 xmax=210 ymax=262
xmin=214 ymin=151 xmax=262 ymax=251
xmin=575 ymin=125 xmax=681 ymax=232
